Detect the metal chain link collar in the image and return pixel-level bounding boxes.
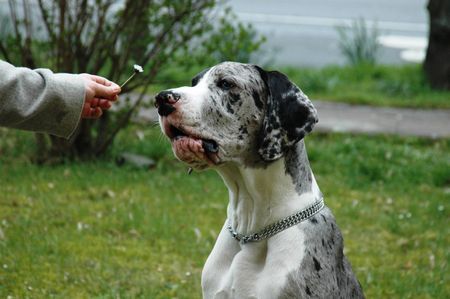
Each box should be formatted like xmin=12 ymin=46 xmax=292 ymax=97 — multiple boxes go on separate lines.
xmin=227 ymin=197 xmax=325 ymax=244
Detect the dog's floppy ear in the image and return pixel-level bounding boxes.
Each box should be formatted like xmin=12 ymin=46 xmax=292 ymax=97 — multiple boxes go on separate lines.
xmin=256 ymin=67 xmax=318 ymax=161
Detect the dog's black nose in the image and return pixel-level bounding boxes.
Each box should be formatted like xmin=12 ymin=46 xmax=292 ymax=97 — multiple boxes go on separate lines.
xmin=155 ymin=91 xmax=180 ymax=116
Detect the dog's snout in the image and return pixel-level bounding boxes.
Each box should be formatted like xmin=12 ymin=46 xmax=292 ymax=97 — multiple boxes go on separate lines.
xmin=155 ymin=91 xmax=180 ymax=116
xmin=156 ymin=91 xmax=180 ymax=105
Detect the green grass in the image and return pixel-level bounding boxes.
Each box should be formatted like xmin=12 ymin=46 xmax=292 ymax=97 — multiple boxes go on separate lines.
xmin=0 ymin=126 xmax=449 ymax=298
xmin=281 ymin=63 xmax=450 ymax=109
xmin=151 ymin=63 xmax=450 ymax=109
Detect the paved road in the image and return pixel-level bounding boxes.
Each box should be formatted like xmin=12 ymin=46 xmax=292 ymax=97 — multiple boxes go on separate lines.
xmin=228 ymin=0 xmax=429 ymax=67
xmin=313 ymin=101 xmax=450 ymax=138
xmin=0 ymin=0 xmax=428 ymax=67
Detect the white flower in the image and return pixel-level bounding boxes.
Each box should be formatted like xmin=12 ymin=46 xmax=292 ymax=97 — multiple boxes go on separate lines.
xmin=133 ymin=64 xmax=144 ymax=73
xmin=120 ymin=64 xmax=144 ymax=88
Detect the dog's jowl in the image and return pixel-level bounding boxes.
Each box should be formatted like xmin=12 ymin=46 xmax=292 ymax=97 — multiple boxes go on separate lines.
xmin=156 ymin=62 xmax=364 ymax=299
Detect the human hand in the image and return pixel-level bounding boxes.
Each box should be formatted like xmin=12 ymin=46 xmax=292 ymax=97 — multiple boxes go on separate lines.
xmin=80 ymin=74 xmax=121 ymax=119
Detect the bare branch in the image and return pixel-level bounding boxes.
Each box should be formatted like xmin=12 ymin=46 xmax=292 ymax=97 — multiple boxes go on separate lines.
xmin=0 ymin=43 xmax=10 ymax=61
xmin=37 ymin=0 xmax=57 ymax=44
xmin=90 ymin=2 xmax=122 ymax=74
xmin=139 ymin=0 xmax=213 ymax=69
xmin=8 ymin=0 xmax=21 ymax=40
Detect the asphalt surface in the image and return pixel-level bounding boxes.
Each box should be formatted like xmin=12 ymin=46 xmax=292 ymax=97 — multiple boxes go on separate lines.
xmin=313 ymin=101 xmax=450 ymax=138
xmin=0 ymin=0 xmax=429 ymax=67
xmin=228 ymin=0 xmax=429 ymax=67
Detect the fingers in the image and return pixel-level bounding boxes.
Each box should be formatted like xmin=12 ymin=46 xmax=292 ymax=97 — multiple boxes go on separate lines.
xmin=82 ymin=73 xmax=121 ymax=100
xmin=82 ymin=101 xmax=91 ymax=118
xmin=80 ymin=73 xmax=120 ymax=120
xmin=91 ymin=81 xmax=121 ymax=101
xmin=88 ymin=98 xmax=111 ymax=110
xmin=83 ymin=107 xmax=103 ymax=119
xmin=88 ymin=74 xmax=112 ymax=86
xmin=81 ymin=101 xmax=104 ymax=119
xmin=84 ymin=107 xmax=102 ymax=119
xmin=98 ymin=99 xmax=112 ymax=109
xmin=91 ymin=107 xmax=103 ymax=118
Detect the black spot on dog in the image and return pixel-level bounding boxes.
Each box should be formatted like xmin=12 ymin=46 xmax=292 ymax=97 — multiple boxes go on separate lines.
xmin=252 ymin=90 xmax=264 ymax=110
xmin=229 ymin=93 xmax=240 ymax=104
xmin=226 ymin=102 xmax=234 ymax=114
xmin=305 ymin=122 xmax=314 ymax=133
xmin=305 ymin=286 xmax=312 ymax=296
xmin=269 ymin=148 xmax=278 ymax=157
xmin=269 ymin=114 xmax=277 ymax=123
xmin=309 ymin=217 xmax=318 ymax=224
xmin=262 ymin=139 xmax=270 ymax=147
xmin=328 ymin=240 xmax=334 ymax=250
xmin=313 ymin=257 xmax=322 ymax=271
xmin=239 ymin=126 xmax=248 ymax=134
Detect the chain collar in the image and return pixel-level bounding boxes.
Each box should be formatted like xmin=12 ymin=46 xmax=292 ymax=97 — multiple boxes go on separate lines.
xmin=227 ymin=197 xmax=325 ymax=244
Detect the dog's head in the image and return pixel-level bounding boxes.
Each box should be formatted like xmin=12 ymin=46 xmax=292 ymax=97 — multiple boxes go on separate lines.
xmin=156 ymin=62 xmax=318 ymax=169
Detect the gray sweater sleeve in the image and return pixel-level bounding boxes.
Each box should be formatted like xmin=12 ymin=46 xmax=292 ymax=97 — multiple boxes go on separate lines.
xmin=0 ymin=60 xmax=86 ymax=139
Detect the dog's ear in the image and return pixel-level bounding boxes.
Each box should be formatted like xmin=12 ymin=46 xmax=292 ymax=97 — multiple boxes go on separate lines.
xmin=255 ymin=67 xmax=318 ymax=161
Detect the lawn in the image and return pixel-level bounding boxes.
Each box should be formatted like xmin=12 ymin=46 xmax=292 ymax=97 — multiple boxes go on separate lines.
xmin=281 ymin=64 xmax=450 ymax=109
xmin=153 ymin=63 xmax=450 ymax=109
xmin=0 ymin=125 xmax=449 ymax=298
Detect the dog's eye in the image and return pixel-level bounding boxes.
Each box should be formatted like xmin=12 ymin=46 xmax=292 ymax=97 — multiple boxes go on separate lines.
xmin=218 ymin=79 xmax=234 ymax=90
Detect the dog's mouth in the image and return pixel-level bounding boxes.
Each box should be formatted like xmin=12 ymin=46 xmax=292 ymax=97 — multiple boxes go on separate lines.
xmin=170 ymin=125 xmax=218 ymax=153
xmin=163 ymin=120 xmax=220 ymax=167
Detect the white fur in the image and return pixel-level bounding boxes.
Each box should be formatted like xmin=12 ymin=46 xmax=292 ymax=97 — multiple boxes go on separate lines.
xmin=169 ymin=81 xmax=209 ymax=128
xmin=202 ymin=158 xmax=321 ymax=298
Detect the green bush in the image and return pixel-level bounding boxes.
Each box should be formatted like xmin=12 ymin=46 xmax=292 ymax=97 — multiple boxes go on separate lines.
xmin=0 ymin=1 xmax=265 ymax=159
xmin=336 ymin=18 xmax=380 ymax=66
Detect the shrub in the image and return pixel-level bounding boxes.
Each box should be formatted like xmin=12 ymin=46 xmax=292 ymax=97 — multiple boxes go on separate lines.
xmin=0 ymin=0 xmax=265 ymax=160
xmin=336 ymin=18 xmax=380 ymax=66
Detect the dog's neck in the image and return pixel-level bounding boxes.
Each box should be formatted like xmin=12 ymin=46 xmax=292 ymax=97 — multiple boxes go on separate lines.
xmin=216 ymin=142 xmax=321 ymax=236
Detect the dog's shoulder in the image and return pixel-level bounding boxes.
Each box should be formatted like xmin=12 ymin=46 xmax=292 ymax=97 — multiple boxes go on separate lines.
xmin=279 ymin=207 xmax=365 ymax=299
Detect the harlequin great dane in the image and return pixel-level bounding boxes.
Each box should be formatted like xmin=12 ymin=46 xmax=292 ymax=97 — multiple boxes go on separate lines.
xmin=155 ymin=62 xmax=364 ymax=299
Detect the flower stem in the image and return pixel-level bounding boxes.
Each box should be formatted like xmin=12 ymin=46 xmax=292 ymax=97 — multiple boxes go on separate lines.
xmin=120 ymin=72 xmax=137 ymax=88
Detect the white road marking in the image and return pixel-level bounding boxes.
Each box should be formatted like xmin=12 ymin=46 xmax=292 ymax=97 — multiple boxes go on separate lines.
xmin=378 ymin=35 xmax=428 ymax=63
xmin=377 ymin=35 xmax=428 ymax=49
xmin=400 ymin=49 xmax=426 ymax=63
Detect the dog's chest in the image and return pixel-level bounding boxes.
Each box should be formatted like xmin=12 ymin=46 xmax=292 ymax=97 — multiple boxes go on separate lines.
xmin=202 ymin=227 xmax=306 ymax=299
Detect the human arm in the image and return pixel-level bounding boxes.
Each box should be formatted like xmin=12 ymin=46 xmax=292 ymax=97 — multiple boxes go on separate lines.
xmin=0 ymin=60 xmax=120 ymax=138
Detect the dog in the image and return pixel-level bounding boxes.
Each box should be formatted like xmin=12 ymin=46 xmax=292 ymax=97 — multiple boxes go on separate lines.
xmin=156 ymin=62 xmax=364 ymax=298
